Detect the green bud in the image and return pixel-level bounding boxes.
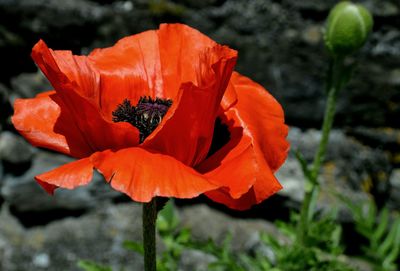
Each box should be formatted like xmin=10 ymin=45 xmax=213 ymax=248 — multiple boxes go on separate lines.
xmin=324 ymin=1 xmax=373 ymax=56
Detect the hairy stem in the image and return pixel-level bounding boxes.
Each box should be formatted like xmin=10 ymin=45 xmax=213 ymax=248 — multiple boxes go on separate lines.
xmin=297 ymin=57 xmax=344 ymax=245
xmin=143 ymin=198 xmax=157 ymax=271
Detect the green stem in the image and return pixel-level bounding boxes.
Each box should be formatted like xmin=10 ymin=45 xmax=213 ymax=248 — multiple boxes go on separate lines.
xmin=143 ymin=198 xmax=157 ymax=271
xmin=297 ymin=57 xmax=344 ymax=245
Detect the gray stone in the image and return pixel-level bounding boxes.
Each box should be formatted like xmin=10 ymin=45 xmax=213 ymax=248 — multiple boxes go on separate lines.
xmin=9 ymin=71 xmax=52 ymax=100
xmin=0 ymin=203 xmax=144 ymax=271
xmin=0 ymin=83 xmax=12 ymax=131
xmin=0 ymin=162 xmax=3 ymax=183
xmin=0 ymin=0 xmax=109 ymax=81
xmin=1 ymin=0 xmax=399 ymax=128
xmin=287 ymin=127 xmax=392 ymax=194
xmin=178 ymin=249 xmax=217 ymax=271
xmin=179 ymin=204 xmax=285 ymax=252
xmin=276 ymin=127 xmax=391 ymax=219
xmin=389 ymin=169 xmax=400 ymax=189
xmin=1 ymin=151 xmax=120 ymax=212
xmin=276 ymin=157 xmax=305 ymax=203
xmin=0 ymin=131 xmax=36 ymax=164
xmin=389 ymin=169 xmax=400 ymax=209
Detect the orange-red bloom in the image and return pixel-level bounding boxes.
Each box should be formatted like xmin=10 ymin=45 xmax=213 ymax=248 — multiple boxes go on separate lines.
xmin=12 ymin=24 xmax=289 ymax=210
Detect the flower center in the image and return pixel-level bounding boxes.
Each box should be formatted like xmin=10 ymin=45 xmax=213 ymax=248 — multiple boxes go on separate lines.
xmin=112 ymin=96 xmax=172 ymax=143
xmin=207 ymin=117 xmax=231 ymax=158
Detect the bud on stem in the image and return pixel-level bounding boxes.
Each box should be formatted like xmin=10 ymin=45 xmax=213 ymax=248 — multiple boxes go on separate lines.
xmin=324 ymin=1 xmax=373 ymax=56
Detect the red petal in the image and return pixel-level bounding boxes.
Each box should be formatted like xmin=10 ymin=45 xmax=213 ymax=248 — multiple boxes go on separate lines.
xmin=196 ymin=114 xmax=258 ymax=199
xmin=35 ymin=157 xmax=94 ymax=195
xmin=31 ymin=40 xmax=140 ymax=150
xmin=143 ymin=44 xmax=237 ymax=166
xmin=204 ymin=132 xmax=282 ymax=210
xmin=88 ymin=30 xmax=163 ymax=119
xmin=91 ymin=148 xmax=219 ymax=202
xmin=199 ymin=72 xmax=289 ymax=210
xmin=221 ymin=80 xmax=238 ymax=111
xmin=12 ymin=91 xmax=93 ymax=158
xmin=230 ymin=72 xmax=289 ymax=172
xmin=32 ymin=40 xmax=100 ymax=103
xmin=205 ymin=173 xmax=282 ymax=211
xmin=158 ymin=23 xmax=218 ymax=98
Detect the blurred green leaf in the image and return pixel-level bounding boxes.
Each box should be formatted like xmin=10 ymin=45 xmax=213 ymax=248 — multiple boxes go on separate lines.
xmin=372 ymin=207 xmax=389 ymax=245
xmin=123 ymin=240 xmax=144 ymax=255
xmin=294 ymin=149 xmax=313 ymax=182
xmin=77 ymin=260 xmax=112 ymax=271
xmin=157 ymin=199 xmax=179 ymax=233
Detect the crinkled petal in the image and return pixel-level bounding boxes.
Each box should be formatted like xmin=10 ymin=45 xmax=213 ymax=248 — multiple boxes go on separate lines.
xmin=158 ymin=23 xmax=218 ymax=98
xmin=221 ymin=80 xmax=238 ymax=111
xmin=91 ymin=148 xmax=219 ymax=202
xmin=35 ymin=157 xmax=94 ymax=195
xmin=143 ymin=44 xmax=237 ymax=166
xmin=205 ymin=174 xmax=282 ymax=211
xmin=12 ymin=91 xmax=93 ymax=158
xmin=196 ymin=114 xmax=258 ymax=199
xmin=32 ymin=40 xmax=100 ymax=103
xmin=203 ymin=136 xmax=282 ymax=210
xmin=199 ymin=73 xmax=289 ymax=210
xmin=230 ymin=72 xmax=289 ymax=172
xmin=88 ymin=30 xmax=163 ymax=119
xmin=31 ymin=40 xmax=140 ymax=150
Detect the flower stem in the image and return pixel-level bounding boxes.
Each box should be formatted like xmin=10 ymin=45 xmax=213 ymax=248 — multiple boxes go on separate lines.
xmin=143 ymin=198 xmax=157 ymax=271
xmin=297 ymin=57 xmax=345 ymax=245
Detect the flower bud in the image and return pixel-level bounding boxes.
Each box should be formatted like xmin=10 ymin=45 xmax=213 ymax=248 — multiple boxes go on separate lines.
xmin=324 ymin=1 xmax=373 ymax=56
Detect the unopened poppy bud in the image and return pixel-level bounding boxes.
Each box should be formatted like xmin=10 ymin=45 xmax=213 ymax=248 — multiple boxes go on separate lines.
xmin=324 ymin=1 xmax=373 ymax=56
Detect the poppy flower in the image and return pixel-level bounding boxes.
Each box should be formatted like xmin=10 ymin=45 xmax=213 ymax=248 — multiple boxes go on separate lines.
xmin=12 ymin=24 xmax=289 ymax=210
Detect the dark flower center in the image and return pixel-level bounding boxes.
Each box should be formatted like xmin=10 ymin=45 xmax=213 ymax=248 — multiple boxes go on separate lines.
xmin=207 ymin=117 xmax=231 ymax=158
xmin=112 ymin=96 xmax=172 ymax=143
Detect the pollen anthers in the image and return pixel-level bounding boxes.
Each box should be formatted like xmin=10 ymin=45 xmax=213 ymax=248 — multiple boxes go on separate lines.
xmin=112 ymin=96 xmax=172 ymax=143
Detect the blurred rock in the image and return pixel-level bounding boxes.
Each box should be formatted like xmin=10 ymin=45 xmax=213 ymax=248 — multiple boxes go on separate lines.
xmin=347 ymin=127 xmax=400 ymax=165
xmin=0 ymin=203 xmax=144 ymax=271
xmin=389 ymin=169 xmax=400 ymax=209
xmin=1 ymin=0 xmax=399 ymax=127
xmin=178 ymin=249 xmax=217 ymax=271
xmin=1 ymin=151 xmax=120 ymax=213
xmin=276 ymin=157 xmax=304 ymax=203
xmin=277 ymin=127 xmax=391 ymax=217
xmin=0 ymin=131 xmax=35 ymax=164
xmin=178 ymin=0 xmax=400 ymax=128
xmin=179 ymin=204 xmax=285 ymax=252
xmin=9 ymin=71 xmax=52 ymax=100
xmin=0 ymin=0 xmax=110 ymax=82
xmin=0 ymin=83 xmax=12 ymax=130
xmin=287 ymin=127 xmax=392 ymax=193
xmin=0 ymin=196 xmax=376 ymax=271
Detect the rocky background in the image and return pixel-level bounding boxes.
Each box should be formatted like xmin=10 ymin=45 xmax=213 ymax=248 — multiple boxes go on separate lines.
xmin=0 ymin=0 xmax=399 ymax=270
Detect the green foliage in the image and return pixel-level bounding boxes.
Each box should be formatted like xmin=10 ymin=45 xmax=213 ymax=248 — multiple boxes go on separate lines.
xmin=294 ymin=150 xmax=313 ymax=184
xmin=276 ymin=245 xmax=354 ymax=271
xmin=156 ymin=200 xmax=192 ymax=271
xmin=123 ymin=240 xmax=144 ymax=255
xmin=259 ymin=212 xmax=355 ymax=271
xmin=77 ymin=260 xmax=113 ymax=271
xmin=306 ymin=214 xmax=343 ymax=255
xmin=340 ymin=196 xmax=400 ymax=271
xmin=157 ymin=199 xmax=179 ymax=233
xmin=156 ymin=201 xmax=274 ymax=271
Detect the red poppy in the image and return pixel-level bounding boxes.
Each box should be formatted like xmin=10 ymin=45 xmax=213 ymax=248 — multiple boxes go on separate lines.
xmin=12 ymin=24 xmax=289 ymax=210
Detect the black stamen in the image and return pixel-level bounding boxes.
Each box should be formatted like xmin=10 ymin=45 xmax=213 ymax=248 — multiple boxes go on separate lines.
xmin=112 ymin=99 xmax=135 ymax=124
xmin=112 ymin=96 xmax=172 ymax=143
